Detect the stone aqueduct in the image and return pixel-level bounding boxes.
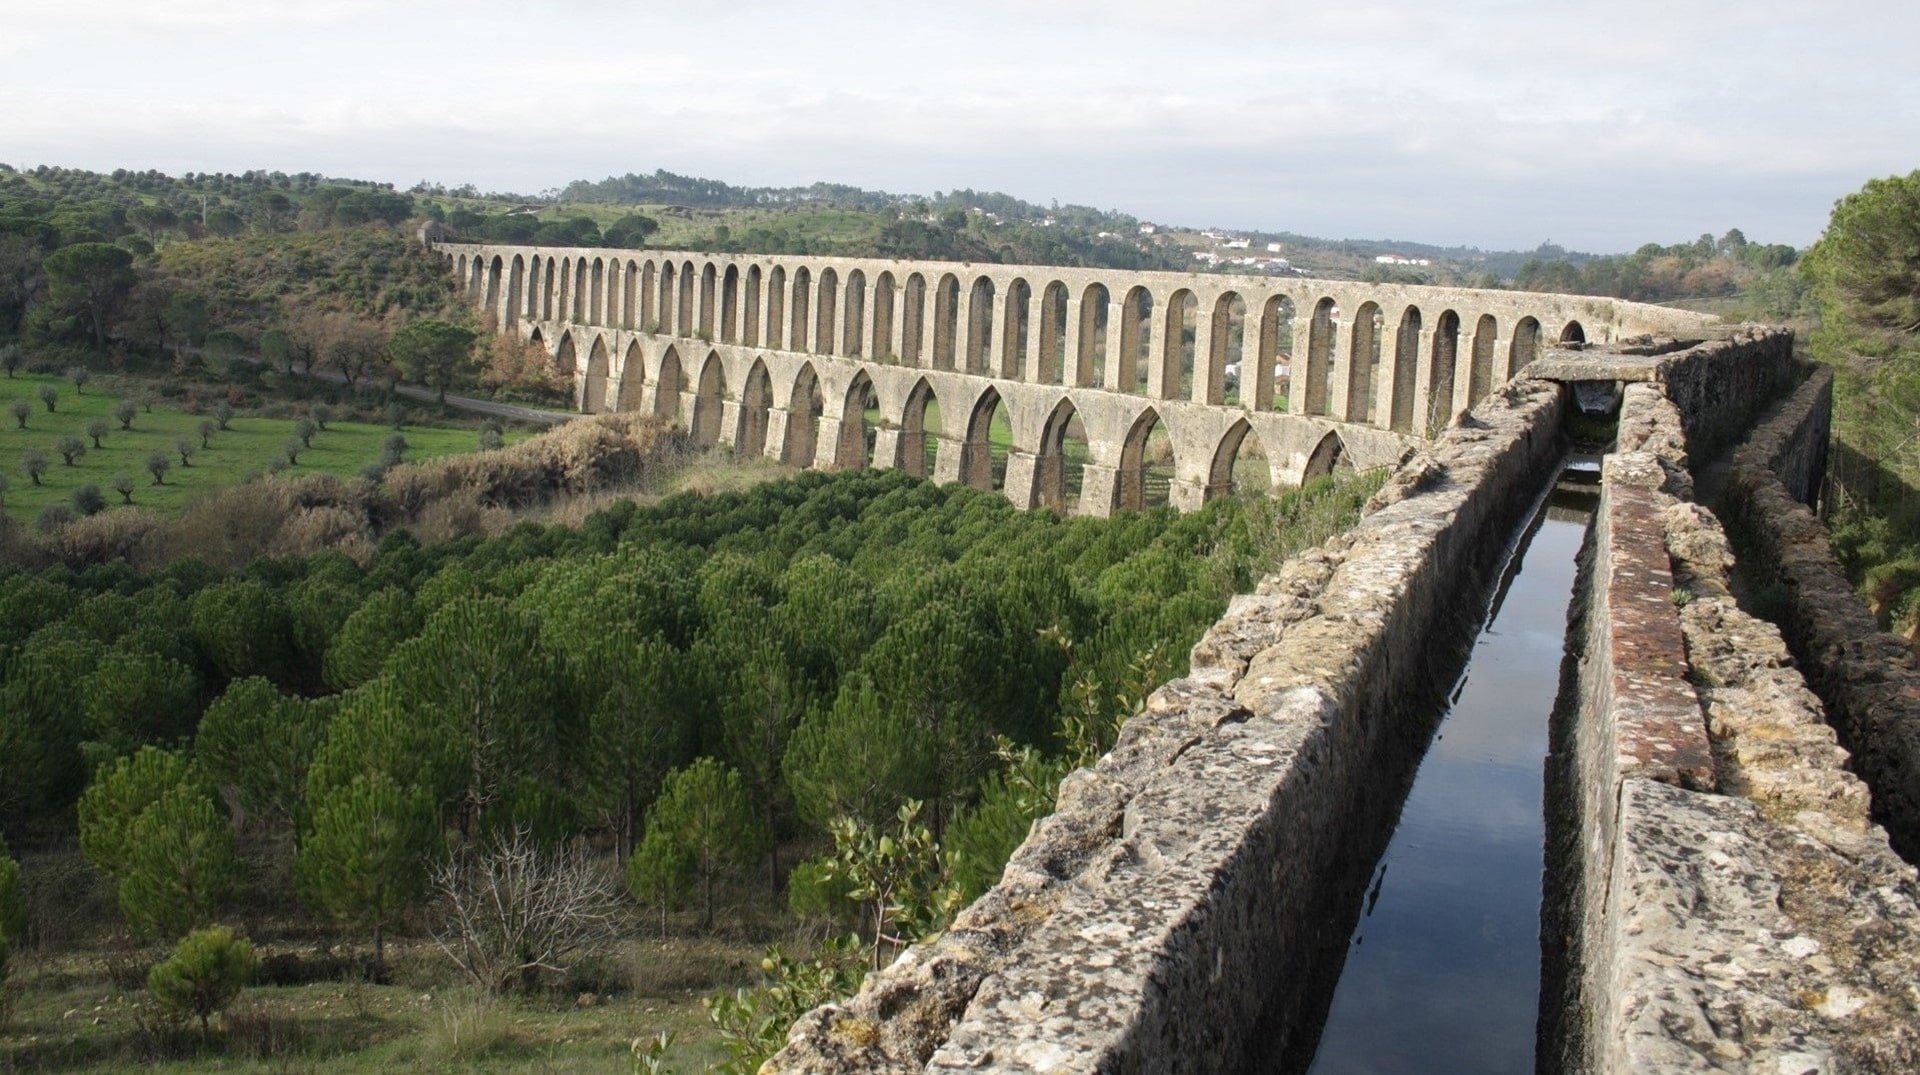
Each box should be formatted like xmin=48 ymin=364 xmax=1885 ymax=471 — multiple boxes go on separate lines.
xmin=437 ymin=243 xmax=1715 ymax=511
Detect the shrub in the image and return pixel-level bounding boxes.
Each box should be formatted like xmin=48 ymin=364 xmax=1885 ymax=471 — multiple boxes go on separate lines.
xmin=35 ymin=503 xmax=73 ymax=534
xmin=282 ymin=437 xmax=303 ymax=466
xmin=381 ymin=432 xmax=408 ymax=467
xmin=197 ymin=419 xmax=215 ymax=449
xmin=478 ymin=426 xmax=504 ymax=451
xmin=147 ymin=925 xmax=256 ymax=1040
xmin=213 ymin=401 xmax=233 ymax=430
xmin=72 ymin=484 xmax=106 ymax=516
xmin=114 ymin=397 xmax=138 ymax=430
xmin=430 ymin=828 xmax=622 ymax=994
xmin=311 ymin=403 xmax=332 ymax=431
xmin=0 ymin=345 xmax=18 ymax=378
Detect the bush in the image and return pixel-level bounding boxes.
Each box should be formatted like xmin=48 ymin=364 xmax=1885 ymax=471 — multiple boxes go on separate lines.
xmin=294 ymin=416 xmax=317 ymax=448
xmin=67 ymin=365 xmax=89 ymax=393
xmin=382 ymin=432 xmax=409 ymax=467
xmin=213 ymin=401 xmax=234 ymax=430
xmin=197 ymin=419 xmax=215 ymax=449
xmin=36 ymin=503 xmax=74 ymax=533
xmin=147 ymin=925 xmax=256 ymax=1040
xmin=22 ymin=447 xmax=48 ymax=485
xmin=72 ymin=484 xmax=106 ymax=516
xmin=478 ymin=426 xmax=504 ymax=451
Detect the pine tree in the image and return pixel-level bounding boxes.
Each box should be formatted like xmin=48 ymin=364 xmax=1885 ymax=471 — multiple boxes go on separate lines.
xmin=635 ymin=758 xmax=763 ymax=929
xmin=296 ymin=773 xmax=439 ymax=968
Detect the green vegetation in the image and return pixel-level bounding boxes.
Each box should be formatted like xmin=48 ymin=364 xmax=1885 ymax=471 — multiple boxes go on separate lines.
xmin=1807 ymin=169 xmax=1920 ymax=638
xmin=0 ymin=371 xmax=500 ymax=520
xmin=0 ymin=462 xmax=1380 ymax=1070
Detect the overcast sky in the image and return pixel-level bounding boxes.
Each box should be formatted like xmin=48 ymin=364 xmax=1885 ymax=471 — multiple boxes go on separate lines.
xmin=4 ymin=0 xmax=1914 ymax=253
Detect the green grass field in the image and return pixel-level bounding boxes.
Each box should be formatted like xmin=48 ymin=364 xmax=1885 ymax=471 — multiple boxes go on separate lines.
xmin=0 ymin=372 xmax=504 ymax=521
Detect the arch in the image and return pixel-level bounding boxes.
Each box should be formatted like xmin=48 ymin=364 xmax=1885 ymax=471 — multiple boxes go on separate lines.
xmin=617 ymin=340 xmax=645 ymax=411
xmin=815 ymin=267 xmax=839 ymax=356
xmin=460 ymin=254 xmax=475 ymax=293
xmin=839 ymin=371 xmax=876 ymax=470
xmin=721 ymin=265 xmax=741 ymax=343
xmin=901 ymin=378 xmax=942 ymax=478
xmin=783 ymin=363 xmax=824 ymax=466
xmin=655 ymin=344 xmax=685 ymax=422
xmin=1510 ymin=316 xmax=1542 ymax=377
xmin=583 ymin=336 xmax=611 ymax=413
xmin=1257 ymin=294 xmax=1296 ymax=411
xmin=505 ymin=254 xmax=525 ymax=327
xmin=1427 ymin=310 xmax=1461 ymax=436
xmin=873 ymin=272 xmax=897 ymax=360
xmin=622 ymin=259 xmax=639 ymax=329
xmin=1345 ymin=301 xmax=1383 ymax=425
xmin=1208 ymin=419 xmax=1272 ymax=499
xmin=543 ymin=256 xmax=559 ymax=320
xmin=699 ymin=262 xmax=717 ymax=339
xmin=790 ymin=266 xmax=813 ymax=353
xmin=1001 ymin=277 xmax=1031 ymax=379
xmin=1559 ymin=320 xmax=1586 ymax=344
xmin=1120 ymin=285 xmax=1154 ymax=394
xmin=554 ymin=331 xmax=578 ymax=377
xmin=743 ymin=265 xmax=762 ymax=346
xmin=657 ymin=262 xmax=677 ymax=334
xmin=1118 ymin=407 xmax=1173 ymax=511
xmin=691 ymin=351 xmax=727 ymax=447
xmin=572 ymin=258 xmax=589 ymax=322
xmin=484 ymin=256 xmax=503 ymax=320
xmin=1389 ymin=305 xmax=1422 ymax=434
xmin=1162 ymin=288 xmax=1198 ymax=401
xmin=1039 ymin=282 xmax=1069 ymax=385
xmin=740 ymin=359 xmax=774 ymax=458
xmin=902 ymin=273 xmax=928 ymax=365
xmin=1036 ymin=398 xmax=1090 ymax=511
xmin=1469 ymin=314 xmax=1498 ymax=405
xmin=932 ymin=274 xmax=961 ymax=370
xmin=639 ymin=260 xmax=657 ymax=329
xmin=766 ymin=266 xmax=786 ymax=349
xmin=1302 ymin=430 xmax=1353 ymax=482
xmin=1070 ymin=283 xmax=1107 ymax=389
xmin=843 ymin=269 xmax=866 ymax=357
xmin=961 ymin=387 xmax=1011 ymax=491
xmin=589 ymin=257 xmax=605 ymax=325
xmin=1208 ymin=292 xmax=1246 ymax=406
xmin=677 ymin=260 xmax=696 ymax=338
xmin=1305 ymin=298 xmax=1336 ymax=416
xmin=965 ymin=276 xmax=996 ymax=375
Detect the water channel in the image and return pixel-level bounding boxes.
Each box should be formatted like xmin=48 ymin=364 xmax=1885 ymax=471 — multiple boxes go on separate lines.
xmin=1298 ymin=477 xmax=1597 ymax=1075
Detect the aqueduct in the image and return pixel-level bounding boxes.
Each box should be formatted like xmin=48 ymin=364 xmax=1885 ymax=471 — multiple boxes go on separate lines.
xmin=438 ymin=242 xmax=1712 ymax=513
xmin=436 ymin=244 xmax=1920 ymax=1071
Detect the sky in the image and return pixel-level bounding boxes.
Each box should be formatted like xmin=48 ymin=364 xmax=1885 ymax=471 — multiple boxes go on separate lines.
xmin=3 ymin=0 xmax=1915 ymax=254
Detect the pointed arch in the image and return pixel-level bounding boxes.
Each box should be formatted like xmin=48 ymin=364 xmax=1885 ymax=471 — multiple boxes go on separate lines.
xmin=740 ymin=359 xmax=774 ymax=458
xmin=1389 ymin=305 xmax=1421 ymax=434
xmin=617 ymin=340 xmax=646 ymax=411
xmin=901 ymin=377 xmax=941 ymax=478
xmin=655 ymin=344 xmax=684 ymax=422
xmin=965 ymin=275 xmax=996 ymax=374
xmin=1302 ymin=430 xmax=1353 ymax=483
xmin=1036 ymin=397 xmax=1089 ymax=511
xmin=691 ymin=351 xmax=727 ymax=447
xmin=961 ymin=387 xmax=1010 ymax=491
xmin=932 ymin=274 xmax=960 ymax=370
xmin=839 ymin=371 xmax=876 ymax=470
xmin=583 ymin=335 xmax=611 ymax=413
xmin=1118 ymin=407 xmax=1173 ymax=510
xmin=555 ymin=331 xmax=578 ymax=377
xmin=1120 ymin=285 xmax=1154 ymax=394
xmin=1209 ymin=418 xmax=1272 ymax=498
xmin=784 ymin=363 xmax=824 ymax=466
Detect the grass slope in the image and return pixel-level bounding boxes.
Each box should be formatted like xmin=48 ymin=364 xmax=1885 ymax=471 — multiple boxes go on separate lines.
xmin=0 ymin=372 xmax=500 ymax=521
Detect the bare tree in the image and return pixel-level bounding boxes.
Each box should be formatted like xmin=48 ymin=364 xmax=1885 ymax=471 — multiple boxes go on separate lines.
xmin=428 ymin=829 xmax=623 ymax=994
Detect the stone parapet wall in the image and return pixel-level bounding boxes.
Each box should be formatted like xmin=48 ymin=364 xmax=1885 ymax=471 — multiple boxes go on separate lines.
xmin=1713 ymin=366 xmax=1920 ymax=861
xmin=1552 ymin=374 xmax=1920 ymax=1072
xmin=766 ymin=379 xmax=1570 ymax=1073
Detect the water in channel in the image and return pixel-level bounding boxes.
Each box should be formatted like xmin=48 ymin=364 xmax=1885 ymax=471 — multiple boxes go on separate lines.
xmin=1302 ymin=481 xmax=1595 ymax=1075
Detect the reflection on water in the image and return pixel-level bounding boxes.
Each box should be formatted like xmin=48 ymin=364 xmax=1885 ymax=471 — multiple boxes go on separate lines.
xmin=1301 ymin=488 xmax=1593 ymax=1075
